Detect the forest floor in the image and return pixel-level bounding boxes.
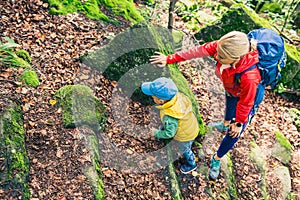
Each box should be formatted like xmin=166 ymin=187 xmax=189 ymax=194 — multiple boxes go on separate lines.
xmin=0 ymin=0 xmax=299 ymax=199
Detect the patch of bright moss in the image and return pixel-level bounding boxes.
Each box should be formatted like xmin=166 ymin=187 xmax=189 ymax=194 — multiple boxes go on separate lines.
xmin=1 ymin=105 xmax=30 ymax=199
xmin=47 ymin=0 xmax=144 ymax=22
xmin=55 ymin=85 xmax=107 ymax=129
xmin=226 ymin=153 xmax=238 ymax=199
xmin=99 ymin=0 xmax=144 ymax=22
xmin=275 ymin=130 xmax=293 ymax=150
xmin=21 ymin=69 xmax=40 ymax=87
xmin=48 ymin=0 xmax=109 ymax=21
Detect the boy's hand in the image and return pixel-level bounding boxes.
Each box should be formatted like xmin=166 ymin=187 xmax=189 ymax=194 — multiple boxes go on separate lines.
xmin=228 ymin=123 xmax=243 ymax=138
xmin=151 ymin=127 xmax=156 ymax=139
xmin=150 ymin=52 xmax=167 ymax=68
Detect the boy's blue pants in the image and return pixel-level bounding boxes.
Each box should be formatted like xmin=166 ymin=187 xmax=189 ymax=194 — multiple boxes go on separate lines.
xmin=179 ymin=140 xmax=196 ymax=166
xmin=216 ymin=94 xmax=256 ymax=158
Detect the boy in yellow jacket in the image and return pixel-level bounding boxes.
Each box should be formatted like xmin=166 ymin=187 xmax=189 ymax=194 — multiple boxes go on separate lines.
xmin=141 ymin=77 xmax=199 ymax=174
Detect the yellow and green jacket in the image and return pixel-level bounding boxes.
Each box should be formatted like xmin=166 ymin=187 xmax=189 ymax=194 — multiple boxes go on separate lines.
xmin=154 ymin=92 xmax=199 ymax=142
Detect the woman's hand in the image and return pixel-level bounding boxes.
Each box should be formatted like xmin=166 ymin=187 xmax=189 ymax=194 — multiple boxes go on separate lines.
xmin=228 ymin=123 xmax=243 ymax=138
xmin=150 ymin=52 xmax=167 ymax=68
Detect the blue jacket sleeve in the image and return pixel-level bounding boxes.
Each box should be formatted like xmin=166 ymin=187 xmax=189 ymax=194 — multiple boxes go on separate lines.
xmin=154 ymin=115 xmax=178 ymax=139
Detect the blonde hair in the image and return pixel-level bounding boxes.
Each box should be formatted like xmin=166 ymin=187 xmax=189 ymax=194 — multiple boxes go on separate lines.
xmin=217 ymin=31 xmax=257 ymax=65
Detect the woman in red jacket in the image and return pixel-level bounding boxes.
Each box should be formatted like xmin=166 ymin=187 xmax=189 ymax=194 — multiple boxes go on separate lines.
xmin=150 ymin=31 xmax=261 ymax=180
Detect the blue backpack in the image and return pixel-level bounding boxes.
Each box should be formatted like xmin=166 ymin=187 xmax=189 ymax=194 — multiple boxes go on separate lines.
xmin=235 ymin=28 xmax=286 ymax=106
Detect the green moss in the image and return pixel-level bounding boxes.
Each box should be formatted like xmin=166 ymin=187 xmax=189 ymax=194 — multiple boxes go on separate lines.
xmin=48 ymin=0 xmax=109 ymax=21
xmin=167 ymin=143 xmax=182 ymax=200
xmin=16 ymin=50 xmax=31 ymax=63
xmin=260 ymin=2 xmax=282 ymax=14
xmin=275 ymin=130 xmax=292 ymax=150
xmin=226 ymin=153 xmax=238 ymax=199
xmin=78 ymin=129 xmax=105 ymax=200
xmin=46 ymin=0 xmax=144 ymax=23
xmin=99 ymin=0 xmax=144 ymax=22
xmin=0 ymin=105 xmax=30 ymax=199
xmin=55 ymin=85 xmax=107 ymax=129
xmin=21 ymin=69 xmax=39 ymax=87
xmin=281 ymin=44 xmax=300 ymax=89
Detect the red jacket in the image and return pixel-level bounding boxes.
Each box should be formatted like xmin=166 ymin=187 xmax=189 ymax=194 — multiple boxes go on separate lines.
xmin=166 ymin=41 xmax=261 ymax=123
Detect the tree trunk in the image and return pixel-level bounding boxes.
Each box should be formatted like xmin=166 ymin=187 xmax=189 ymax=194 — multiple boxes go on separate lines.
xmin=168 ymin=0 xmax=178 ymax=32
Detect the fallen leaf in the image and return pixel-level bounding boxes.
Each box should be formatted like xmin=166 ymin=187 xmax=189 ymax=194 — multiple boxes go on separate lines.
xmin=49 ymin=99 xmax=57 ymax=105
xmin=56 ymin=148 xmax=63 ymax=158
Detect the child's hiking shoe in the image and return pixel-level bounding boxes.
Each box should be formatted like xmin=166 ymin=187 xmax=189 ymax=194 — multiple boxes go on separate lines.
xmin=209 ymin=153 xmax=221 ymax=180
xmin=208 ymin=121 xmax=228 ymax=132
xmin=180 ymin=163 xmax=197 ymax=174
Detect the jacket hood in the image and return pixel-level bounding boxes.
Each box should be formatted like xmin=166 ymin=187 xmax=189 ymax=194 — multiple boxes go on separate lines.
xmin=215 ymin=50 xmax=259 ymax=77
xmin=155 ymin=93 xmax=192 ymax=119
xmin=234 ymin=50 xmax=259 ymax=73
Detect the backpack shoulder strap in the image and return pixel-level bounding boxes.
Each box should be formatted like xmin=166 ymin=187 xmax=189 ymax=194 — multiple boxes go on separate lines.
xmin=235 ymin=65 xmax=257 ymax=84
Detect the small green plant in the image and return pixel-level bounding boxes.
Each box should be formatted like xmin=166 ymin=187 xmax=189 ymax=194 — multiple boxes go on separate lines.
xmin=16 ymin=50 xmax=31 ymax=63
xmin=274 ymin=82 xmax=286 ymax=93
xmin=175 ymin=1 xmax=227 ymax=32
xmin=0 ymin=37 xmax=40 ymax=87
xmin=0 ymin=37 xmax=30 ymax=68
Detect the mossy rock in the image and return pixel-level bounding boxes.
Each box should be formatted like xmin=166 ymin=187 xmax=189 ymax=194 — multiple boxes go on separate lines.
xmin=78 ymin=127 xmax=105 ymax=200
xmin=0 ymin=103 xmax=30 ymax=199
xmin=167 ymin=143 xmax=182 ymax=200
xmin=55 ymin=85 xmax=107 ymax=129
xmin=250 ymin=141 xmax=267 ymax=199
xmin=194 ymin=4 xmax=300 ymax=89
xmin=46 ymin=0 xmax=144 ymax=23
xmin=271 ymin=130 xmax=292 ymax=164
xmin=81 ymin=22 xmax=205 ymax=136
xmin=220 ymin=153 xmax=238 ymax=200
xmin=273 ymin=166 xmax=291 ymax=200
xmin=21 ymin=69 xmax=39 ymax=87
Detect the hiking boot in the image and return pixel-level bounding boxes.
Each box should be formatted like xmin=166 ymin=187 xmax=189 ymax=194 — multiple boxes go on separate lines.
xmin=180 ymin=163 xmax=197 ymax=174
xmin=208 ymin=121 xmax=228 ymax=132
xmin=209 ymin=153 xmax=221 ymax=180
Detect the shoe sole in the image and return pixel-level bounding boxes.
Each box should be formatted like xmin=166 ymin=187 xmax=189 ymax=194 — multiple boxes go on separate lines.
xmin=208 ymin=168 xmax=218 ymax=181
xmin=180 ymin=166 xmax=197 ymax=174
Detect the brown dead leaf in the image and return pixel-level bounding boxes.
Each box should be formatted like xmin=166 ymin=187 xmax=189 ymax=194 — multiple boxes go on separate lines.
xmin=0 ymin=71 xmax=12 ymax=79
xmin=56 ymin=148 xmax=63 ymax=158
